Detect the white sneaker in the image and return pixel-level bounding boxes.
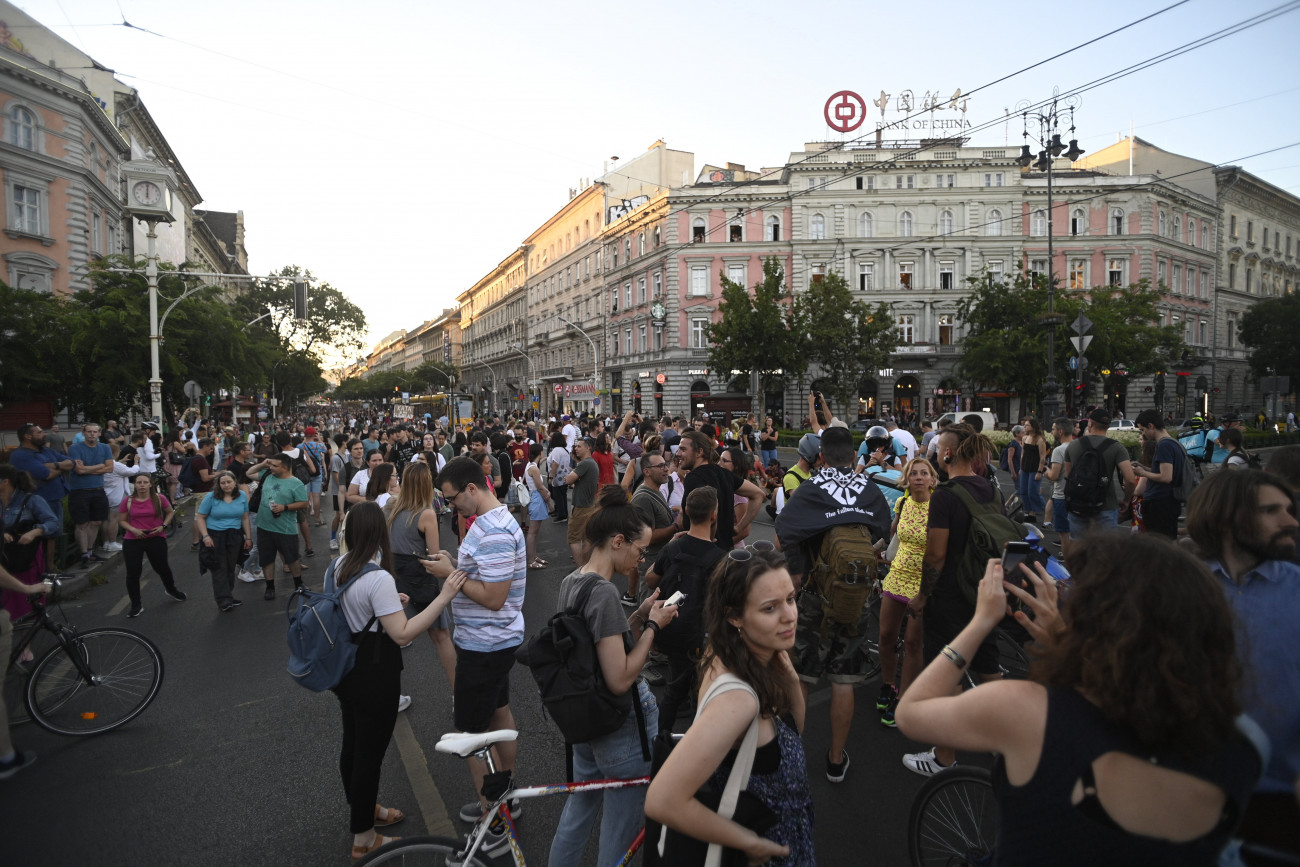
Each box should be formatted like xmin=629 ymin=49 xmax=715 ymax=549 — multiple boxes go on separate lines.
xmin=397 ymin=694 xmax=412 ymax=713
xmin=902 ymin=748 xmax=955 ymax=777
xmin=329 ymin=538 xmax=339 ymax=551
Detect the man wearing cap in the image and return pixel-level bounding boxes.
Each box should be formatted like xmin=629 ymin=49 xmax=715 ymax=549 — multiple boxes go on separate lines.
xmin=1061 ymin=408 xmax=1137 ymax=538
xmin=778 ymin=433 xmax=821 ymax=514
xmin=1207 ymin=413 xmax=1246 ymax=469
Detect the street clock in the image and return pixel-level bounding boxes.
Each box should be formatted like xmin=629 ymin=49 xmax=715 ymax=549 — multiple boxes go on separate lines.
xmin=121 ymin=149 xmax=179 ymax=223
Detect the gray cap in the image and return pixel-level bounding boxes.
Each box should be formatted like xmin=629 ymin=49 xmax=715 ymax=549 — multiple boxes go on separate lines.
xmin=797 ymin=433 xmax=822 ymax=463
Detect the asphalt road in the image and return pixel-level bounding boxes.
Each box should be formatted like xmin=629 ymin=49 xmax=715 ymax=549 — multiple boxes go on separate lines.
xmin=1 ymin=493 xmax=992 ymax=867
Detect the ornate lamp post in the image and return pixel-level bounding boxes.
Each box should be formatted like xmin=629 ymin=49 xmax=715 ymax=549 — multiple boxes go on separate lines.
xmin=1016 ymin=91 xmax=1085 ymax=420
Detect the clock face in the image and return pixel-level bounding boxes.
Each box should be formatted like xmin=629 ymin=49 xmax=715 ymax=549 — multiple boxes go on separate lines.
xmin=132 ymin=181 xmax=162 ymax=207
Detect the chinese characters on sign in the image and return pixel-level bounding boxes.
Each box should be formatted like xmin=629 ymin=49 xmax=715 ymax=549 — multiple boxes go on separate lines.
xmin=827 ymin=88 xmax=972 ymax=135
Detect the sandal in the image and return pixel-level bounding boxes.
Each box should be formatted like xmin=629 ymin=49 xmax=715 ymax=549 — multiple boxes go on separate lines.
xmin=374 ymin=804 xmax=405 ymax=827
xmin=352 ymin=834 xmax=399 ymax=860
xmin=528 ymin=558 xmax=548 ymax=569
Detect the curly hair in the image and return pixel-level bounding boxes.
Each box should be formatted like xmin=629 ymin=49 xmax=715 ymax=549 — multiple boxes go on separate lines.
xmin=698 ymin=549 xmax=793 ymax=718
xmin=1030 ymin=532 xmax=1242 ymax=757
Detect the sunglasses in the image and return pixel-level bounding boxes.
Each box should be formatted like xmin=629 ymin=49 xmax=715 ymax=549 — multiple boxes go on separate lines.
xmin=726 ymin=540 xmax=776 ymax=562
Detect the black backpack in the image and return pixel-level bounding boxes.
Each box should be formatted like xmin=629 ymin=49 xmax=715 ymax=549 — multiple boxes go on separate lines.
xmin=290 ymin=451 xmax=313 ymax=485
xmin=655 ymin=544 xmax=722 ymax=653
xmin=1064 ymin=438 xmax=1113 ymax=518
xmin=515 ymin=580 xmax=649 ymax=755
xmin=178 ymin=456 xmax=200 ymax=488
xmin=943 ymin=481 xmax=1025 ymax=607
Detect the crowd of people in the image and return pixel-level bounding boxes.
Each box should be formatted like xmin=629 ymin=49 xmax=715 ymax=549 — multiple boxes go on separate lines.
xmin=0 ymin=404 xmax=1297 ymax=866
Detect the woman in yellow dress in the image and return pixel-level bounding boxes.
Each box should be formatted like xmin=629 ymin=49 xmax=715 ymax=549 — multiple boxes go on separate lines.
xmin=877 ymin=457 xmax=935 ymax=727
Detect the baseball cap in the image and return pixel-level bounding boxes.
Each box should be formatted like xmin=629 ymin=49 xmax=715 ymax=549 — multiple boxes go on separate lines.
xmin=304 ymin=426 xmax=317 ymax=436
xmin=797 ymin=433 xmax=822 ymax=463
xmin=562 ymin=414 xmax=571 ymax=420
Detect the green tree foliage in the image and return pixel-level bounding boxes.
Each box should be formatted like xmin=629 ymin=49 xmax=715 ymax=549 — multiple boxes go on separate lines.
xmin=0 ymin=282 xmax=68 ymax=403
xmin=409 ymin=360 xmax=460 ymax=395
xmin=1239 ymin=291 xmax=1300 ymax=387
xmin=332 ymin=370 xmax=409 ymax=402
xmin=957 ymin=270 xmax=1185 ymax=409
xmin=231 ymin=265 xmax=368 ymax=368
xmin=707 ymin=257 xmax=801 ymax=398
xmin=789 ymin=270 xmax=896 ymax=415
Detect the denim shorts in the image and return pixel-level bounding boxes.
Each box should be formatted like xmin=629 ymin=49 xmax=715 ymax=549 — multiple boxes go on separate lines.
xmin=306 ymin=478 xmax=322 ymax=494
xmin=1051 ymin=497 xmax=1070 ymax=533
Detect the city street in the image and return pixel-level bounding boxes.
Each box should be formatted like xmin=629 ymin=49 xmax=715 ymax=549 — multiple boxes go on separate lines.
xmin=0 ymin=495 xmax=991 ymax=866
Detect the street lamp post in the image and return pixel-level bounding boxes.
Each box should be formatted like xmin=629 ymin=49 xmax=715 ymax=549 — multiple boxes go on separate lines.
xmin=557 ymin=314 xmax=599 ymax=411
xmin=1017 ymin=91 xmax=1085 ymax=422
xmin=509 ymin=342 xmax=536 ymax=419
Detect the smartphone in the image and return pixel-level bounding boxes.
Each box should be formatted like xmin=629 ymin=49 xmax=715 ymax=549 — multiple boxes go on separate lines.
xmin=663 ymin=590 xmax=686 ymax=608
xmin=1001 ymin=541 xmax=1036 ymax=583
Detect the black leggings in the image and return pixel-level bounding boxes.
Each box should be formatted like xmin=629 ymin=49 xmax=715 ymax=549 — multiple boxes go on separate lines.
xmin=332 ymin=631 xmax=403 ymax=834
xmin=123 ymin=536 xmax=177 ymax=604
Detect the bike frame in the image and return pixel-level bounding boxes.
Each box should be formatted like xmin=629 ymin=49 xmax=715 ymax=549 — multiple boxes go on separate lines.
xmin=6 ymin=585 xmax=96 ymax=688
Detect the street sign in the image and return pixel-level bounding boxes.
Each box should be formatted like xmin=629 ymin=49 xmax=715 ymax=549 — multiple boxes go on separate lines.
xmin=1069 ymin=335 xmax=1093 ymax=354
xmin=553 ymin=384 xmax=562 ymax=393
xmin=1068 ymin=356 xmax=1078 ymax=371
xmin=1071 ymin=313 xmax=1093 ymax=334
xmin=183 ymin=380 xmax=201 ymax=403
xmin=1078 ymin=356 xmax=1089 ymax=369
xmin=593 ymin=397 xmax=601 ymax=407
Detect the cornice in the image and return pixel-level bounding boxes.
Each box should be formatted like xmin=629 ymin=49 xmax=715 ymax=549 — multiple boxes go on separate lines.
xmin=0 ymin=56 xmax=127 ymax=152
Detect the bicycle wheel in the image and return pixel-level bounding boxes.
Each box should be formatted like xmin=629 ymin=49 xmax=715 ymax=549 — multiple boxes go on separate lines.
xmin=5 ymin=623 xmax=61 ymax=725
xmin=993 ymin=628 xmax=1030 ymax=681
xmin=26 ymin=628 xmax=164 ymax=736
xmin=908 ymin=765 xmax=999 ymax=867
xmin=353 ymin=836 xmax=489 ymax=867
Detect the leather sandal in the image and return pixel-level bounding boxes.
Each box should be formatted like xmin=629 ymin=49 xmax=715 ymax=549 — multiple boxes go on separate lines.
xmin=374 ymin=804 xmax=405 ymax=827
xmin=352 ymin=834 xmax=399 ymax=860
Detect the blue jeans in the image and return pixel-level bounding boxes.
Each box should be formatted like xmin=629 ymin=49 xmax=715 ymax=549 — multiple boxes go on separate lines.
xmin=761 ymin=448 xmax=779 ymax=467
xmin=548 ymin=680 xmax=658 ymax=867
xmin=1017 ymin=471 xmax=1046 ymax=516
xmin=1069 ymin=508 xmax=1118 ymax=541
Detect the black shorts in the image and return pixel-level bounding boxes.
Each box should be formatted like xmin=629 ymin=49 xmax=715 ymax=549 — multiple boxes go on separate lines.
xmin=257 ymin=528 xmax=300 ymax=567
xmin=453 ymin=645 xmax=517 ymax=732
xmin=69 ymin=488 xmax=109 ymax=524
xmin=921 ymin=586 xmax=1000 ymax=676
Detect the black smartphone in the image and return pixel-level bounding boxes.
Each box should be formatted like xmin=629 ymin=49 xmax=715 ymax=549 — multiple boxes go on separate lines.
xmin=1001 ymin=541 xmax=1036 ymax=584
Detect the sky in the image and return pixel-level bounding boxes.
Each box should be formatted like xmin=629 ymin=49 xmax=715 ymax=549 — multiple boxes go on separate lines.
xmin=15 ymin=0 xmax=1300 ymax=358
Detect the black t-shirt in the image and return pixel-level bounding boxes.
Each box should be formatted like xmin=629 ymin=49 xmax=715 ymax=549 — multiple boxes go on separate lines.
xmin=681 ymin=463 xmax=740 ymax=548
xmin=926 ymin=474 xmax=996 ymax=594
xmin=740 ymin=424 xmax=754 ymax=451
xmin=650 ymin=535 xmax=726 ymax=650
xmin=227 ymin=458 xmax=250 ymax=484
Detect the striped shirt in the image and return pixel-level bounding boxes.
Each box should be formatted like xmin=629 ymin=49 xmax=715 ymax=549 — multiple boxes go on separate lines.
xmin=452 ymin=506 xmax=527 ymax=652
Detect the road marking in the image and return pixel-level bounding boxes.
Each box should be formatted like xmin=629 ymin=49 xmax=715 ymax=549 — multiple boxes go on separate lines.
xmin=107 ymin=579 xmax=149 ymax=616
xmin=393 ymin=712 xmax=456 ymax=837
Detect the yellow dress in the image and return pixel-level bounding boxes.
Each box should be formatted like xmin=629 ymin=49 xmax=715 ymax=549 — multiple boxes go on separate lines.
xmin=883 ymin=494 xmax=929 ymax=602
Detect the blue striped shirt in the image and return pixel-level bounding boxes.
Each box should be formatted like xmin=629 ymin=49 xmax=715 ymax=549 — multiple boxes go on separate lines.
xmin=452 ymin=506 xmax=527 ymax=652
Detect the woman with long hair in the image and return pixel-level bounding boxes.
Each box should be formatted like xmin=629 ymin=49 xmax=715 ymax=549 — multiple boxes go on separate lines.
xmin=897 ymin=534 xmax=1261 ymax=865
xmin=549 ymin=485 xmax=677 ymax=866
xmin=0 ymin=465 xmax=60 ymax=624
xmin=195 ymin=470 xmax=252 ymax=612
xmin=645 ymin=547 xmax=814 ymax=865
xmin=383 ymin=462 xmax=456 ymax=689
xmin=364 ymin=462 xmax=399 ymax=509
xmin=524 ymin=443 xmax=553 ymax=569
xmin=327 ymin=501 xmax=466 ymax=860
xmin=118 ymin=473 xmax=185 ymax=618
xmin=718 ymin=446 xmax=753 ymax=547
xmin=592 ymin=433 xmax=615 ymax=486
xmin=547 ymin=431 xmax=571 ymax=524
xmin=1019 ymin=417 xmax=1048 ymax=524
xmin=876 ymin=457 xmax=934 ymax=727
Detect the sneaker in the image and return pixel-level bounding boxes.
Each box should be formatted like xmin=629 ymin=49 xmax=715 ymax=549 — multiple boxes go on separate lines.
xmin=554 ymin=517 xmax=567 ymax=524
xmin=0 ymin=750 xmax=36 ymax=780
xmin=876 ymin=682 xmax=896 ymax=712
xmin=229 ymin=599 xmax=243 ymax=608
xmin=220 ymin=601 xmax=237 ymax=613
xmin=329 ymin=538 xmax=339 ymax=551
xmin=127 ymin=602 xmax=144 ymax=618
xmin=304 ymin=548 xmax=315 ymax=558
xmin=620 ymin=593 xmax=638 ymax=607
xmin=263 ymin=584 xmax=276 ymax=601
xmin=397 ymin=694 xmax=412 ymax=713
xmin=880 ymin=701 xmax=897 ymax=728
xmin=480 ymin=818 xmax=511 ymax=856
xmin=86 ymin=552 xmax=105 ymax=563
xmin=902 ymin=748 xmax=954 ymax=777
xmin=164 ymin=586 xmax=188 ymax=602
xmin=648 ymin=650 xmax=669 ymax=665
xmin=826 ymin=749 xmax=850 ymax=783
xmin=459 ymin=796 xmax=522 ymax=823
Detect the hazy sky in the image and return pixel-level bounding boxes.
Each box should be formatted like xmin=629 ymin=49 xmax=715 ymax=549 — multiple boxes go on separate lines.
xmin=18 ymin=0 xmax=1300 ymax=355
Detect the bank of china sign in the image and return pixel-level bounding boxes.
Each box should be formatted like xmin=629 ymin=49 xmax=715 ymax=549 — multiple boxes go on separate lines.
xmin=824 ymin=89 xmax=971 ymax=135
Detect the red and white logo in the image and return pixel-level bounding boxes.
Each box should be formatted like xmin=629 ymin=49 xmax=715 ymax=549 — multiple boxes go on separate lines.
xmin=824 ymin=91 xmax=866 ymax=133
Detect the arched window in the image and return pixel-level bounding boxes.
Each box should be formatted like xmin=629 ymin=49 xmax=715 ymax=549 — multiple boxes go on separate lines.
xmin=638 ymin=232 xmax=645 ymax=255
xmin=1111 ymin=209 xmax=1126 ymax=235
xmin=986 ymin=209 xmax=1002 ymax=236
xmin=1173 ymin=215 xmax=1181 ymax=243
xmin=1158 ymin=210 xmax=1168 ymax=237
xmin=898 ymin=211 xmax=913 ymax=237
xmin=939 ymin=210 xmax=953 ymax=235
xmin=859 ymin=212 xmax=873 ymax=238
xmin=692 ymin=217 xmax=706 ymax=243
xmin=9 ymin=106 xmax=35 ymax=150
xmin=766 ymin=215 xmax=781 ymax=241
xmin=1187 ymin=218 xmax=1196 ymax=245
xmin=1201 ymin=223 xmax=1209 ymax=249
xmin=1071 ymin=208 xmax=1085 ymax=236
xmin=1031 ymin=210 xmax=1046 ymax=236
xmin=810 ymin=214 xmax=826 ymax=240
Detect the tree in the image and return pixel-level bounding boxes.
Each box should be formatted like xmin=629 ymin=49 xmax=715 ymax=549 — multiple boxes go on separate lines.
xmin=707 ymin=257 xmax=800 ymax=406
xmin=1239 ymin=291 xmax=1300 ymax=387
xmin=232 ymin=266 xmax=367 ymax=366
xmin=789 ymin=270 xmax=896 ymax=415
xmin=957 ymin=270 xmax=1185 ymax=412
xmin=409 ymin=360 xmax=460 ymax=395
xmin=0 ymin=282 xmax=69 ymax=404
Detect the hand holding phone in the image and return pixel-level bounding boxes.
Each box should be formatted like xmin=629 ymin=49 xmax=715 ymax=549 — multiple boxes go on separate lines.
xmin=663 ymin=590 xmax=686 ymax=608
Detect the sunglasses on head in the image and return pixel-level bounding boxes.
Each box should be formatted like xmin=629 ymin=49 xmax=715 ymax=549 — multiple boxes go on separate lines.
xmin=726 ymin=540 xmax=776 ymax=563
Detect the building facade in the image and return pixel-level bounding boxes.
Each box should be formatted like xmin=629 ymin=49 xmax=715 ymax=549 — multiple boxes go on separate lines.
xmin=458 ymin=248 xmax=528 ymax=415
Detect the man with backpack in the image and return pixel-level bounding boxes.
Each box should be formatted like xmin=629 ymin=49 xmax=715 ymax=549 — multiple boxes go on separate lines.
xmin=1061 ymin=409 xmax=1136 ymax=540
xmin=644 ymin=486 xmax=725 ymax=731
xmin=776 ymin=433 xmax=821 ymax=515
xmin=185 ymin=438 xmax=218 ymax=551
xmin=1133 ymin=410 xmax=1186 ymax=539
xmin=903 ymin=422 xmax=1022 ymax=776
xmin=1219 ymin=427 xmax=1259 ymax=470
xmin=776 ymin=426 xmax=891 ymax=784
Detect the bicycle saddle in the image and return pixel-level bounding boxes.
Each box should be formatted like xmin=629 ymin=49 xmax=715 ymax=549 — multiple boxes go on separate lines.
xmin=435 ymin=729 xmax=519 ymax=757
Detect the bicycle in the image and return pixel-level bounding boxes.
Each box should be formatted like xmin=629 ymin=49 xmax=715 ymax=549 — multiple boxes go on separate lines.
xmin=908 ymin=765 xmax=999 ymax=867
xmin=4 ymin=576 xmax=165 ymax=736
xmin=355 ymin=728 xmax=653 ymax=866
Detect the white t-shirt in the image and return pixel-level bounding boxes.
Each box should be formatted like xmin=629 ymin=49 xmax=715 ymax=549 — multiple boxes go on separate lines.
xmin=351 ymin=468 xmax=372 ymax=495
xmin=548 ymin=447 xmax=571 ymax=482
xmin=139 ymin=439 xmax=160 ymax=474
xmin=891 ymin=428 xmax=919 ymax=460
xmin=335 ymin=563 xmax=403 ymax=633
xmin=562 ymin=423 xmax=580 ymax=450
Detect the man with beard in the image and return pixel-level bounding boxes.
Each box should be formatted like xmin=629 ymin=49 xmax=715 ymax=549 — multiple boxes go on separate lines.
xmin=677 ymin=431 xmax=764 ymax=550
xmin=1187 ymin=469 xmax=1300 ymax=856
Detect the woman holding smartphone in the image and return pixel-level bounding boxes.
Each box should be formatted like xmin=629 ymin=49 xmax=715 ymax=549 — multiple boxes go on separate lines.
xmin=118 ymin=473 xmax=186 ymax=618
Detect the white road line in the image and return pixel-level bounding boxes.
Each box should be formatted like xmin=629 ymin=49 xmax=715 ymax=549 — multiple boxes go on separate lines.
xmin=107 ymin=578 xmax=148 ymax=616
xmin=393 ymin=712 xmax=456 ymax=837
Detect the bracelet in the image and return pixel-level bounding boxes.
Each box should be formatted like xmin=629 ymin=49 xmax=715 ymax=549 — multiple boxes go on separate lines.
xmin=941 ymin=644 xmax=968 ymax=669
xmin=202 ymin=535 xmax=211 ymax=541
xmin=629 ymin=612 xmax=645 ymax=625
xmin=644 ymin=619 xmax=661 ymax=636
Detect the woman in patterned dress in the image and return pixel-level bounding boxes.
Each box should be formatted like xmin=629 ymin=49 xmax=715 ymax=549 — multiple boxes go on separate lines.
xmin=876 ymin=457 xmax=935 ymax=727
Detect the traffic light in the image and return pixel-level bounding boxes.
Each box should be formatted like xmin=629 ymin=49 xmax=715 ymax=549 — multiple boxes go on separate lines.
xmin=293 ymin=278 xmax=308 ymax=321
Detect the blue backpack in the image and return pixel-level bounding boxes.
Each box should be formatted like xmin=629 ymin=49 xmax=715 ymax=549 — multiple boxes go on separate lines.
xmin=286 ymin=560 xmax=382 ymax=691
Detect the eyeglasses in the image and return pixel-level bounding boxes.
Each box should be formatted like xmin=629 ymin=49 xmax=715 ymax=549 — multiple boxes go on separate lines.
xmin=726 ymin=540 xmax=776 ymax=563
xmin=629 ymin=541 xmax=649 ymax=562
